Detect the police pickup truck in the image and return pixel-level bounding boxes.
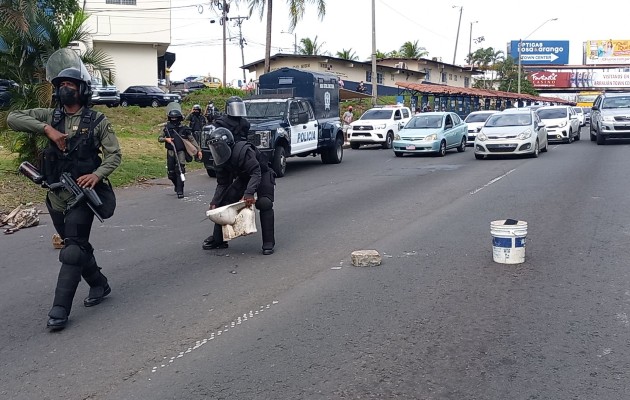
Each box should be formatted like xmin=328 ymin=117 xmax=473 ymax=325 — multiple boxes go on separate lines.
xmin=200 ymin=68 xmax=344 ymax=177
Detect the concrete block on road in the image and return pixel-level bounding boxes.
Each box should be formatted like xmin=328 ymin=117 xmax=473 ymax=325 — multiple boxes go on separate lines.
xmin=351 ymin=250 xmax=382 ymax=267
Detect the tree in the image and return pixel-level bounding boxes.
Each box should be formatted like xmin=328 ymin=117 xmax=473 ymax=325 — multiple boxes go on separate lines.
xmin=247 ymin=0 xmax=326 ymax=73
xmin=336 ymin=48 xmax=358 ymax=61
xmin=494 ymin=56 xmax=537 ymax=95
xmin=298 ymin=36 xmax=324 ymax=55
xmin=398 ymin=40 xmax=428 ymax=59
xmin=469 ymin=47 xmax=505 ymax=90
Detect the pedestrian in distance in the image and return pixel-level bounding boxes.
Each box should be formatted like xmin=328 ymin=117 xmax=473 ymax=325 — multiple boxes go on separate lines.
xmin=7 ymin=49 xmax=122 ymax=331
xmin=342 ymin=105 xmax=354 ymax=142
xmin=202 ymin=128 xmax=276 ymax=255
xmin=356 ymin=81 xmax=366 ymax=93
xmin=212 ymin=96 xmax=251 ymax=142
xmin=159 ymin=107 xmax=202 ymax=199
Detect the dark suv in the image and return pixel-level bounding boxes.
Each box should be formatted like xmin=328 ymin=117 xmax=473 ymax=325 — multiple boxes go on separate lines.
xmin=590 ymin=91 xmax=630 ymax=144
xmin=119 ymin=85 xmax=181 ymax=107
xmin=0 ymin=79 xmax=18 ymax=108
xmin=169 ymin=81 xmax=206 ymax=98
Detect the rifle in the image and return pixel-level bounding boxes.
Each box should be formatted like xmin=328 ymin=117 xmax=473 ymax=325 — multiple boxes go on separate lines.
xmin=19 ymin=161 xmax=104 ymax=222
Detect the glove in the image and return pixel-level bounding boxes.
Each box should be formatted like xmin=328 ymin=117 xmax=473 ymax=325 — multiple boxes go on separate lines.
xmin=242 ymin=195 xmax=255 ymax=207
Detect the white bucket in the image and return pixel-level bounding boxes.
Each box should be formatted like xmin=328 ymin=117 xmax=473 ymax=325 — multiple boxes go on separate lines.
xmin=490 ymin=220 xmax=528 ymax=264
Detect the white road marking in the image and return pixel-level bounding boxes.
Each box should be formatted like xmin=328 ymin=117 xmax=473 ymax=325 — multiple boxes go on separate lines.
xmin=470 ymin=169 xmax=516 ymax=195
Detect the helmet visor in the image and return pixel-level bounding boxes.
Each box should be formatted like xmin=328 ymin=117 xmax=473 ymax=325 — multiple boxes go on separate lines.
xmin=46 ymin=48 xmax=91 ymax=84
xmin=227 ymin=101 xmax=247 ymax=117
xmin=209 ymin=136 xmax=232 ymax=166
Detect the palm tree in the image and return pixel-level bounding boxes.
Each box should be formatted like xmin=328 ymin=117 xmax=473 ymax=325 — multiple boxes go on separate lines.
xmin=298 ymin=36 xmax=324 ymax=55
xmin=399 ymin=40 xmax=428 ymax=59
xmin=247 ymin=0 xmax=326 ymax=73
xmin=336 ymin=48 xmax=358 ymax=61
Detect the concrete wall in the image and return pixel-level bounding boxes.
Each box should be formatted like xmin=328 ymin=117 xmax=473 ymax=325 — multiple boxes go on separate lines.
xmin=94 ymin=43 xmax=159 ymax=90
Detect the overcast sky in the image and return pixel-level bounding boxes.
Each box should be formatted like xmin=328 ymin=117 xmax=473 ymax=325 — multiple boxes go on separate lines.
xmin=168 ymin=0 xmax=630 ymax=84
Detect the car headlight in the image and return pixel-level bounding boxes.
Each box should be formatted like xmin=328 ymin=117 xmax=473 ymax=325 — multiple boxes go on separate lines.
xmin=517 ymin=129 xmax=533 ymax=140
xmin=602 ymin=115 xmax=615 ymax=122
xmin=375 ymin=124 xmax=386 ymax=129
xmin=424 ymin=133 xmax=437 ymax=141
xmin=559 ymin=121 xmax=567 ymax=127
xmin=394 ymin=133 xmax=401 ymax=140
xmin=257 ymin=131 xmax=271 ymax=148
xmin=477 ymin=132 xmax=488 ymax=141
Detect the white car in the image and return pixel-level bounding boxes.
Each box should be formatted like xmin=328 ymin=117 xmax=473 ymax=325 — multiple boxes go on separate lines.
xmin=463 ymin=111 xmax=497 ymax=146
xmin=537 ymin=105 xmax=581 ymax=143
xmin=572 ymin=106 xmax=585 ymax=126
xmin=348 ymin=105 xmax=412 ymax=149
xmin=474 ymin=109 xmax=548 ymax=159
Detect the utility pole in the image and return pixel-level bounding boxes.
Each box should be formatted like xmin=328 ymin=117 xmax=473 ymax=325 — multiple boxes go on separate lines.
xmin=221 ymin=0 xmax=228 ymax=87
xmin=371 ymin=0 xmax=377 ymax=105
xmin=231 ymin=16 xmax=248 ymax=84
xmin=452 ymin=6 xmax=463 ymax=65
xmin=468 ymin=20 xmax=478 ymax=68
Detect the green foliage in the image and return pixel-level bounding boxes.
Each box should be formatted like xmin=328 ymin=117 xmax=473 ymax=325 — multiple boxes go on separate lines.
xmin=298 ymin=36 xmax=325 ymax=55
xmin=336 ymin=48 xmax=358 ymax=60
xmin=399 ymin=41 xmax=428 ymax=59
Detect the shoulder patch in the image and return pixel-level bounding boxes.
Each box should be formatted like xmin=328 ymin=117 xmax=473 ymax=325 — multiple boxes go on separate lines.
xmin=106 ymin=123 xmax=115 ymax=134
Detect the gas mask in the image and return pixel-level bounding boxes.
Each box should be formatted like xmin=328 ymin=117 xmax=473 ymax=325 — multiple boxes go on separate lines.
xmin=59 ymin=86 xmax=78 ymax=106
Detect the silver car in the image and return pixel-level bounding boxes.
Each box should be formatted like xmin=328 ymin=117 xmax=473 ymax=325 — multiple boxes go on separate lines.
xmin=474 ymin=109 xmax=548 ymax=159
xmin=590 ymin=92 xmax=630 ymax=145
xmin=463 ymin=111 xmax=497 ymax=146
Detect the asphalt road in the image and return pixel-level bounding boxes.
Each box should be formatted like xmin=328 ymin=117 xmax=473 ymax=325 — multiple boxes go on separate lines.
xmin=1 ymin=127 xmax=629 ymax=399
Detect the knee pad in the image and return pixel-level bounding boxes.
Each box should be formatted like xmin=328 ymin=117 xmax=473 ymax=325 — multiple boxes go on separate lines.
xmin=255 ymin=197 xmax=273 ymax=211
xmin=59 ymin=244 xmax=89 ymax=265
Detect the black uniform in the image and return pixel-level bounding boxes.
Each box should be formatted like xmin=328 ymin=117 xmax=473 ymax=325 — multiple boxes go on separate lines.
xmin=213 ymin=114 xmax=251 ymax=142
xmin=207 ymin=141 xmax=275 ymax=252
xmin=159 ymin=122 xmax=197 ymax=197
xmin=205 ymin=105 xmax=219 ymax=124
xmin=185 ymin=112 xmax=207 ymax=143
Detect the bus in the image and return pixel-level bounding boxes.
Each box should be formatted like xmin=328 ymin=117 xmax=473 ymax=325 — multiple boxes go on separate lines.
xmin=576 ymin=91 xmax=602 ymax=108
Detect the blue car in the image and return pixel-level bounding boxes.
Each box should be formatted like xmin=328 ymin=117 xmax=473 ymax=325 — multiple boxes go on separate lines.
xmin=392 ymin=112 xmax=468 ymax=157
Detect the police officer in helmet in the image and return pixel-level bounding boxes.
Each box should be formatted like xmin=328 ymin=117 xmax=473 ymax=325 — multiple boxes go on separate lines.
xmin=7 ymin=48 xmax=122 ymax=330
xmin=212 ymin=96 xmax=250 ymax=142
xmin=205 ymin=100 xmax=219 ymax=124
xmin=185 ymin=104 xmax=207 ymax=143
xmin=202 ymin=127 xmax=276 ymax=255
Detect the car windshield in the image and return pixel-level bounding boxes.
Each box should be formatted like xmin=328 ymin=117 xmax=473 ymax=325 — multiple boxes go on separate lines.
xmin=145 ymin=86 xmax=165 ymax=93
xmin=538 ymin=108 xmax=567 ymax=119
xmin=582 ymin=107 xmax=591 ymax=115
xmin=465 ymin=113 xmax=493 ymax=123
xmin=486 ymin=114 xmax=532 ymax=127
xmin=573 ymin=108 xmax=583 ymax=114
xmin=245 ymin=101 xmax=286 ymax=118
xmin=406 ymin=115 xmax=443 ymax=128
xmin=602 ymin=96 xmax=630 ymax=109
xmin=360 ymin=110 xmax=394 ymax=120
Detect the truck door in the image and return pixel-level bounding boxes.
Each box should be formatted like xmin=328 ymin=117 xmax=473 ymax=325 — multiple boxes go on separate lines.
xmin=289 ymin=100 xmax=318 ymax=154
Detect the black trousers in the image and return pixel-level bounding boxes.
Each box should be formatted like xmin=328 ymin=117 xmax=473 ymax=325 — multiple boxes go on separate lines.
xmin=166 ymin=152 xmax=186 ymax=194
xmin=47 ymin=197 xmax=106 ymax=315
xmin=212 ymin=169 xmax=275 ymax=249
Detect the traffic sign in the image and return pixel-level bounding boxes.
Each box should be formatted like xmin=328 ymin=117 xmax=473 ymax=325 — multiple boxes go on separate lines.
xmin=510 ymin=40 xmax=569 ymax=65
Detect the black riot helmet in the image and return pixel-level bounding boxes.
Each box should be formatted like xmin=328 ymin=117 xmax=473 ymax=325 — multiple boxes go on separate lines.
xmin=207 ymin=127 xmax=234 ymax=167
xmin=167 ymin=108 xmax=184 ymax=126
xmin=225 ymin=96 xmax=247 ymax=117
xmin=51 ymin=67 xmax=92 ymax=105
xmin=193 ymin=104 xmax=202 ymax=112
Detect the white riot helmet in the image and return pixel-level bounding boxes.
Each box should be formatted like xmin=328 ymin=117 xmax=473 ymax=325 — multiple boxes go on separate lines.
xmin=225 ymin=96 xmax=247 ymax=117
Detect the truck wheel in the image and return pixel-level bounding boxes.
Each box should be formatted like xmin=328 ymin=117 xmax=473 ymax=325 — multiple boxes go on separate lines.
xmin=381 ymin=132 xmax=393 ymax=149
xmin=272 ymin=146 xmax=287 ymax=177
xmin=350 ymin=142 xmax=360 ymax=150
xmin=206 ymin=168 xmax=216 ymax=178
xmin=321 ymin=137 xmax=343 ymax=164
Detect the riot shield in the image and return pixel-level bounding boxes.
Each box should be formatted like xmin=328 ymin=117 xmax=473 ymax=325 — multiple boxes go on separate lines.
xmin=45 ymin=48 xmax=91 ymax=84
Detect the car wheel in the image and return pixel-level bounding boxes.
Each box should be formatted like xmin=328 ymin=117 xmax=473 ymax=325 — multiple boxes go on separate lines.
xmin=394 ymin=151 xmax=403 ymax=157
xmin=596 ymin=132 xmax=606 ymax=145
xmin=151 ymin=99 xmax=159 ymax=108
xmin=121 ymin=100 xmax=129 ymax=107
xmin=436 ymin=140 xmax=446 ymax=157
xmin=457 ymin=137 xmax=466 ymax=152
xmin=272 ymin=145 xmax=287 ymax=177
xmin=381 ymin=132 xmax=393 ymax=149
xmin=574 ymin=129 xmax=581 ymax=141
xmin=474 ymin=153 xmax=484 ymax=160
xmin=350 ymin=142 xmax=360 ymax=150
xmin=106 ymin=104 xmax=114 ymax=108
xmin=530 ymin=140 xmax=540 ymax=158
xmin=321 ymin=136 xmax=343 ymax=164
xmin=590 ymin=125 xmax=596 ymax=141
xmin=206 ymin=168 xmax=216 ymax=178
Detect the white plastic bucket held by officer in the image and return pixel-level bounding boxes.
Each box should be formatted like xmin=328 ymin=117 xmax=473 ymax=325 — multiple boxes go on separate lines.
xmin=490 ymin=219 xmax=527 ymax=264
xmin=206 ymin=201 xmax=257 ymax=241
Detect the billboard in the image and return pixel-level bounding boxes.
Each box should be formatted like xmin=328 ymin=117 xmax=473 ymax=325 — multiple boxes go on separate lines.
xmin=510 ymin=40 xmax=569 ymax=65
xmin=585 ymin=40 xmax=630 ymax=65
xmin=528 ymin=68 xmax=630 ymax=88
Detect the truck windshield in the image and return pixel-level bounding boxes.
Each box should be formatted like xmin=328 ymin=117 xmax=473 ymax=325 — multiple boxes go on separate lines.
xmin=360 ymin=110 xmax=393 ymax=120
xmin=245 ymin=101 xmax=286 ymax=118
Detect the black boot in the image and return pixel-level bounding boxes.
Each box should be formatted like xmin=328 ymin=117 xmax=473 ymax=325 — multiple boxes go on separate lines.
xmin=202 ymin=224 xmax=228 ymax=250
xmin=260 ymin=208 xmax=275 ymax=255
xmin=82 ymin=256 xmax=111 ymax=307
xmin=47 ymin=263 xmax=81 ymax=330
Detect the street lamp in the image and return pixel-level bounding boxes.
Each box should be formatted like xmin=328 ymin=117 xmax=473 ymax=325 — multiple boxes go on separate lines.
xmin=468 ymin=20 xmax=478 ymax=67
xmin=517 ymin=17 xmax=558 ymax=94
xmin=281 ymin=30 xmax=297 ymax=54
xmin=452 ymin=5 xmax=463 ymax=65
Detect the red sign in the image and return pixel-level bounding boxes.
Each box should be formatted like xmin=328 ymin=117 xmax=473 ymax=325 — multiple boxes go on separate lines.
xmin=528 ymin=71 xmax=572 ymax=88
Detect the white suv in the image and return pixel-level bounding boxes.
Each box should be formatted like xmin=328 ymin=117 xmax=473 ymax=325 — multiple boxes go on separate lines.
xmin=348 ymin=106 xmax=412 ymax=149
xmin=537 ymin=105 xmax=581 ymax=143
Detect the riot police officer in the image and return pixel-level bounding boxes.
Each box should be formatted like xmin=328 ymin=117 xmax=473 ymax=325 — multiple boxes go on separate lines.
xmin=159 ymin=106 xmax=201 ymax=198
xmin=212 ymin=96 xmax=250 ymax=142
xmin=202 ymin=128 xmax=276 ymax=255
xmin=205 ymin=100 xmax=219 ymax=124
xmin=185 ymin=104 xmax=207 ymax=144
xmin=7 ymin=49 xmax=122 ymax=330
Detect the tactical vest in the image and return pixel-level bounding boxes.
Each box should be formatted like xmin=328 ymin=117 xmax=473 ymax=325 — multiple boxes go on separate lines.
xmin=230 ymin=141 xmax=269 ymax=175
xmin=163 ymin=125 xmax=189 ymax=152
xmin=42 ymin=108 xmax=104 ymax=184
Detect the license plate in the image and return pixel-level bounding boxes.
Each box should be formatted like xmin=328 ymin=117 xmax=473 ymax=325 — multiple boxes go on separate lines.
xmin=406 ymin=145 xmax=416 ymax=150
xmin=498 ymin=144 xmax=512 ymax=148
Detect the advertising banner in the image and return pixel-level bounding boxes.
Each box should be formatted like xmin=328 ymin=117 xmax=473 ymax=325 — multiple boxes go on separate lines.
xmin=585 ymin=40 xmax=630 ymax=65
xmin=528 ymin=68 xmax=630 ymax=88
xmin=510 ymin=40 xmax=569 ymax=65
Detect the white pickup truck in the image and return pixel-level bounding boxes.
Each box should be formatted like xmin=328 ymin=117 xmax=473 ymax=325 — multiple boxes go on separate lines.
xmin=348 ymin=105 xmax=412 ymax=149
